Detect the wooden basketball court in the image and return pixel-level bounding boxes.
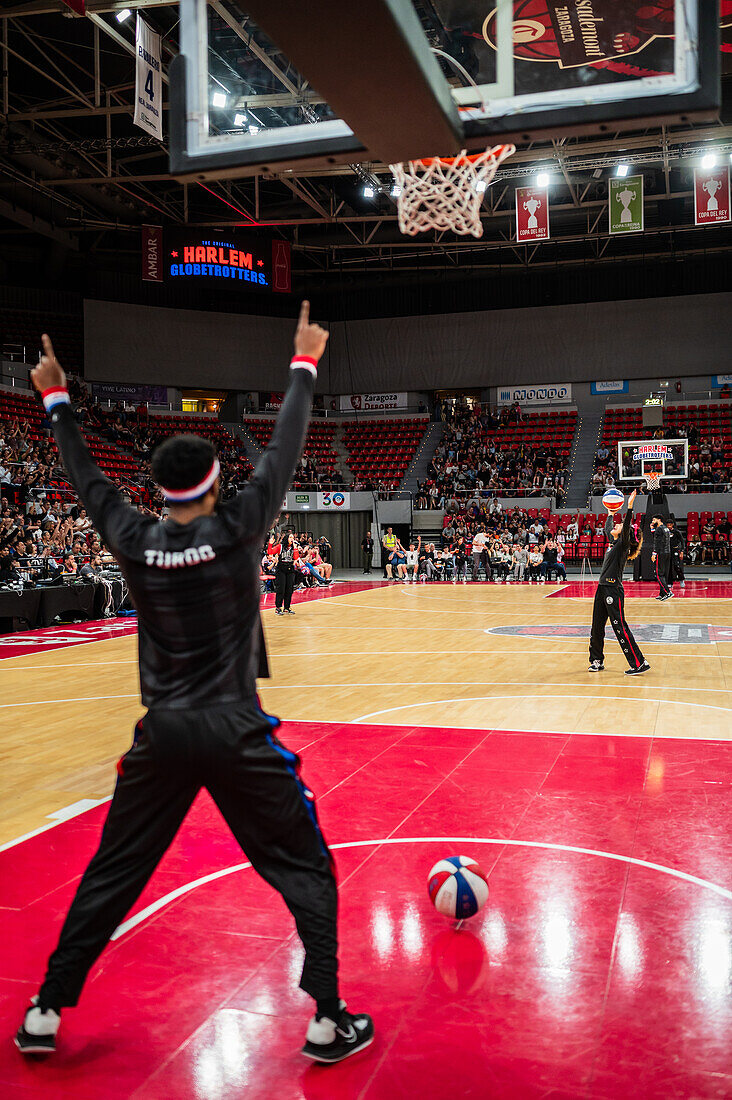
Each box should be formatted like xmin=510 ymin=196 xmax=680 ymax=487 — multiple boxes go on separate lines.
xmin=1 ymin=579 xmax=731 ymax=1098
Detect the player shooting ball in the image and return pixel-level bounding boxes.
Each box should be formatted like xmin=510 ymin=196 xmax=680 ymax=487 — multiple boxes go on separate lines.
xmin=588 ymin=489 xmax=650 ymax=676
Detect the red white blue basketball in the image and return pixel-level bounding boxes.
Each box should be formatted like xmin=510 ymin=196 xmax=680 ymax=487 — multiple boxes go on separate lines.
xmin=602 ymin=487 xmax=625 ymax=513
xmin=428 ymin=856 xmax=489 ymax=919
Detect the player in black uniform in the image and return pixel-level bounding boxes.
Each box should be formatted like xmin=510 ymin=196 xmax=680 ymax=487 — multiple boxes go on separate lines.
xmin=15 ymin=306 xmax=374 ymax=1066
xmin=667 ymin=517 xmax=686 ymax=589
xmin=650 ymin=514 xmax=672 ymax=601
xmin=588 ymin=490 xmax=650 ymax=676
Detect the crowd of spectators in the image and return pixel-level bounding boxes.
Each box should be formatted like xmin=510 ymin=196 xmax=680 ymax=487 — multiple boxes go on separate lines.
xmin=380 ymin=505 xmax=569 ymax=584
xmin=261 ymin=522 xmax=334 ymax=591
xmin=416 ymin=400 xmax=568 ymax=509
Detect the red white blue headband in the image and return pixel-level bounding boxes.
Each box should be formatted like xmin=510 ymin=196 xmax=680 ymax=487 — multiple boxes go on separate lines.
xmin=161 ymin=458 xmax=220 ymax=502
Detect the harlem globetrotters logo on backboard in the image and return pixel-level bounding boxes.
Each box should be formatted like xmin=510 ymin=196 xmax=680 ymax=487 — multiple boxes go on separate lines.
xmin=482 ymin=1 xmax=732 ymax=74
xmin=631 ymin=443 xmax=673 ymax=463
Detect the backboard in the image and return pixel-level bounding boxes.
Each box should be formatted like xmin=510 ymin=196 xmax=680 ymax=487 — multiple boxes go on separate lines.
xmin=169 ymin=0 xmax=721 ymax=181
xmin=617 ymin=438 xmax=689 ymax=482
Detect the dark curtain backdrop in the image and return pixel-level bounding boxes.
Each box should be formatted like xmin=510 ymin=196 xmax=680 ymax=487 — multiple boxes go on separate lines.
xmin=85 ymin=292 xmax=732 ymax=393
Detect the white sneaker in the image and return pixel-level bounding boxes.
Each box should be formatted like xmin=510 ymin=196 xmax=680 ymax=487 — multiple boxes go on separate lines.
xmin=302 ymin=1003 xmax=374 ymax=1063
xmin=15 ymin=996 xmax=60 ymax=1054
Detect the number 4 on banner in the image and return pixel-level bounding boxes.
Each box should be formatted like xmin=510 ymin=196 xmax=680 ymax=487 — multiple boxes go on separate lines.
xmin=133 ymin=14 xmax=163 ymax=142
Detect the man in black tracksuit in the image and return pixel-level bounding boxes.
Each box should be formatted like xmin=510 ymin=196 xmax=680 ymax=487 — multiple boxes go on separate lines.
xmin=589 ymin=490 xmax=649 ymax=675
xmin=16 ymin=308 xmax=373 ymax=1065
xmin=650 ymin=514 xmax=672 ymax=600
xmin=667 ymin=517 xmax=685 ymax=588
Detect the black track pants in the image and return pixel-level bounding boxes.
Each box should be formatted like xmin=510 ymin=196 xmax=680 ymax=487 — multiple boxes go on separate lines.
xmin=275 ymin=562 xmax=296 ymax=609
xmin=39 ymin=705 xmax=338 ymax=1009
xmin=589 ymin=584 xmax=645 ymax=669
xmin=655 ymin=553 xmax=671 ymax=597
xmin=670 ymin=552 xmax=685 ymax=583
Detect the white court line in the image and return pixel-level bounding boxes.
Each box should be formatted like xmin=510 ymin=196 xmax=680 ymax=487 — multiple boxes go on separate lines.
xmin=0 ymin=693 xmax=139 ymax=709
xmin=109 ymin=834 xmax=732 ymax=941
xmin=0 ymin=796 xmax=112 ymax=853
xmin=352 ymin=694 xmax=731 ymax=724
xmin=261 ymin=680 xmax=732 ymax=694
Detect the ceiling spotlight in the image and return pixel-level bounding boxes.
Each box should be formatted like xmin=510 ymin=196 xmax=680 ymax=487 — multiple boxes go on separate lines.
xmin=248 ymin=124 xmax=260 ymax=135
xmin=390 ymin=182 xmax=402 ymax=197
xmin=475 ymin=179 xmax=487 ymax=193
xmin=116 ymin=8 xmax=132 ymax=22
xmin=212 ymin=92 xmax=227 ymax=109
xmin=363 ymin=185 xmax=375 ymax=198
xmin=234 ymin=113 xmax=247 ymax=128
xmin=701 ymin=152 xmax=717 ymax=169
xmin=535 ymin=171 xmax=550 ymax=188
xmin=616 ymin=163 xmax=630 ymax=177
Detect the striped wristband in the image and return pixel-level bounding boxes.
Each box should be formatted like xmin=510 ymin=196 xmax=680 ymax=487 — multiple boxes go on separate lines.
xmin=42 ymin=387 xmax=71 ymax=412
xmin=290 ymin=355 xmax=317 ymax=379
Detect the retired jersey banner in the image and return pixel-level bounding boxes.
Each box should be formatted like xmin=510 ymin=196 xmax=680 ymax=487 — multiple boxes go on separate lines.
xmin=134 ymin=15 xmax=163 ymax=141
xmin=609 ymin=174 xmax=643 ymax=235
xmin=515 ymin=185 xmax=550 ymax=242
xmin=694 ymin=166 xmax=731 ymax=226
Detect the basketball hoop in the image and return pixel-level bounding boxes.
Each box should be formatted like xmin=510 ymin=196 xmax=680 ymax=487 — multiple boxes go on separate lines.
xmin=645 ymin=472 xmax=661 ymax=492
xmin=389 ymin=144 xmax=516 ymax=237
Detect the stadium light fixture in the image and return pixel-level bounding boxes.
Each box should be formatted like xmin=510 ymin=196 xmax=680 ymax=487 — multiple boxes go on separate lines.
xmin=616 ymin=164 xmax=630 ymax=177
xmin=212 ymin=92 xmax=227 ymax=109
xmin=535 ymin=172 xmax=550 ymax=188
xmin=475 ymin=179 xmax=487 ymax=193
xmin=390 ymin=183 xmax=402 ymax=197
xmin=116 ymin=8 xmax=132 ymax=22
xmin=249 ymin=124 xmax=260 ymax=135
xmin=363 ymin=185 xmax=375 ymax=198
xmin=701 ymin=152 xmax=717 ymax=169
xmin=234 ymin=113 xmax=248 ymax=128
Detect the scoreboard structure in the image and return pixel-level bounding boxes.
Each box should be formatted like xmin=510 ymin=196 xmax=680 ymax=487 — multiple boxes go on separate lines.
xmin=143 ymin=227 xmax=291 ymax=293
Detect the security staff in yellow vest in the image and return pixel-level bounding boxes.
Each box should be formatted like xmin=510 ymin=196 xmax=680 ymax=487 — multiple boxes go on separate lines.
xmin=382 ymin=527 xmax=397 ymax=578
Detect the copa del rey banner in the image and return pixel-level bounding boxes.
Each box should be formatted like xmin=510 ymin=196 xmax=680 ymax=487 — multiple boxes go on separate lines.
xmin=515 ymin=186 xmax=550 ymax=243
xmin=134 ymin=15 xmax=163 ymax=141
xmin=694 ymin=165 xmax=731 ymax=226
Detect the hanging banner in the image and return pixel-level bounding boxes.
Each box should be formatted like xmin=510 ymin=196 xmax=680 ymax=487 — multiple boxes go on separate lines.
xmin=339 ymin=392 xmax=408 ymax=412
xmin=591 ymin=380 xmax=628 ymax=395
xmin=134 ymin=15 xmax=163 ymax=141
xmin=317 ymin=491 xmax=350 ymax=509
xmin=609 ymin=174 xmax=644 ymax=235
xmin=515 ymin=185 xmax=550 ymax=243
xmin=694 ymin=166 xmax=731 ymax=226
xmin=497 ymin=384 xmax=571 ymax=406
xmin=60 ymin=0 xmax=85 ymax=13
xmin=141 ymin=225 xmax=163 ymax=282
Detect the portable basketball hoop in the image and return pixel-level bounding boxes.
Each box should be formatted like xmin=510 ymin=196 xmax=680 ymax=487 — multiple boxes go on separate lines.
xmin=645 ymin=472 xmax=661 ymax=492
xmin=389 ymin=144 xmax=515 ymax=237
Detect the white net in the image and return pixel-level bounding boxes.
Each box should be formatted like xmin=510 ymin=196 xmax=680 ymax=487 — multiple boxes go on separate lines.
xmin=645 ymin=472 xmax=661 ymax=491
xmin=389 ymin=144 xmax=515 ymax=237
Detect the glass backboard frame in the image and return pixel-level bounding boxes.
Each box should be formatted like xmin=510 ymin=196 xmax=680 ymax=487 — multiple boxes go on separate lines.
xmin=169 ymin=0 xmax=720 ymax=181
xmin=617 ymin=438 xmax=690 ymax=482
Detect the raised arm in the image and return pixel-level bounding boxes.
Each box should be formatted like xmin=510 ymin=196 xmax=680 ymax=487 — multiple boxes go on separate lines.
xmin=31 ymin=335 xmax=141 ymax=553
xmin=222 ymin=302 xmax=329 ymax=541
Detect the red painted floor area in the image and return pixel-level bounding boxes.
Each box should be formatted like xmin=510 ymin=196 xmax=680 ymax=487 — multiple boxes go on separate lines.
xmin=2 ymin=722 xmax=731 ymax=1099
xmin=549 ymin=580 xmax=732 ymax=599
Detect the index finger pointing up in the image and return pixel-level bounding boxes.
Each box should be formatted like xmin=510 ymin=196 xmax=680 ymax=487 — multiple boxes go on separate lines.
xmin=41 ymin=333 xmax=55 ymax=360
xmin=297 ymin=300 xmax=310 ymax=328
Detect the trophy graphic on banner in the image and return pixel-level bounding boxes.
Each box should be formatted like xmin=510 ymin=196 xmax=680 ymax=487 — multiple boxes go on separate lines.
xmin=702 ymin=176 xmax=722 ymax=212
xmin=523 ymin=197 xmax=541 ymax=229
xmin=616 ymin=186 xmax=637 ymax=224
